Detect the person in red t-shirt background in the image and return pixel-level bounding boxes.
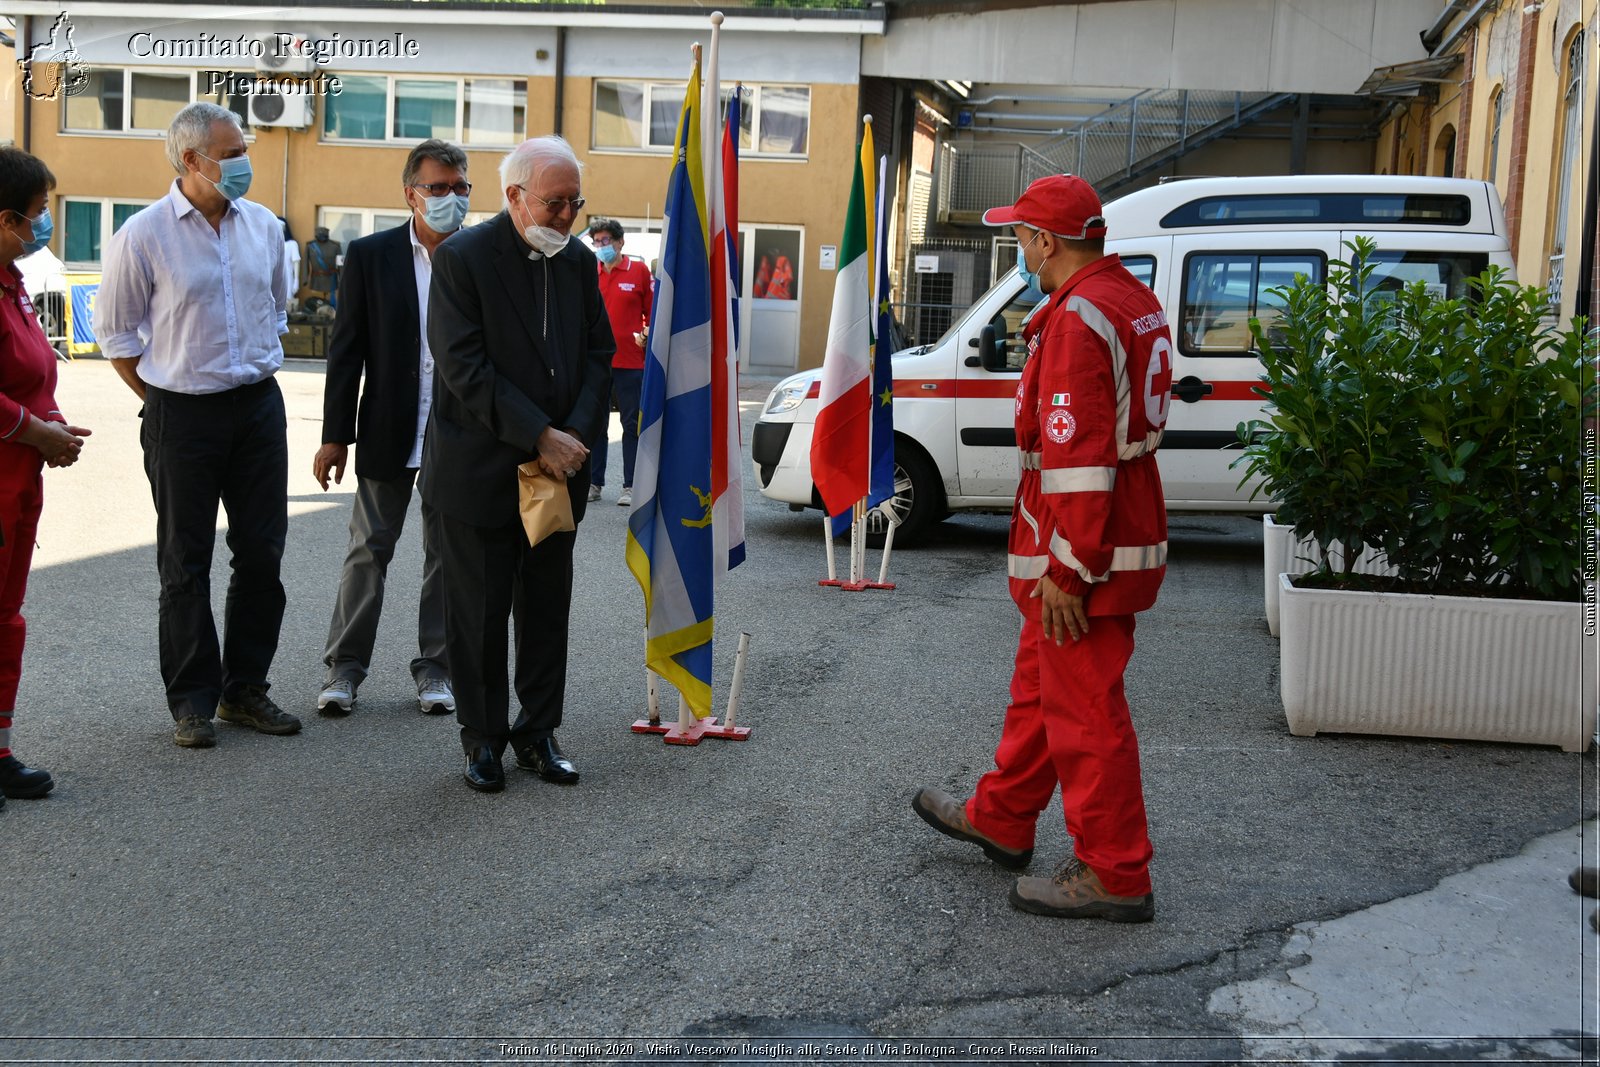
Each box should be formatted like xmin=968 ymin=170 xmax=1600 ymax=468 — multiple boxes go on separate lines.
xmin=0 ymin=147 xmax=92 ymax=809
xmin=585 ymin=218 xmax=653 ymax=508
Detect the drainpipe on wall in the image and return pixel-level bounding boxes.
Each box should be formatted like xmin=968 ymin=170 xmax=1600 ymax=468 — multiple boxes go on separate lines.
xmin=1576 ymin=79 xmax=1597 ymax=323
xmin=19 ymin=16 xmax=30 ymax=154
xmin=553 ymin=26 xmax=565 ymax=138
xmin=281 ymin=129 xmax=290 ymax=218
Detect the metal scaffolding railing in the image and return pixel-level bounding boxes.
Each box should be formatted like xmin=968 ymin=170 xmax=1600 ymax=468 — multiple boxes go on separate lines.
xmin=935 ymin=88 xmax=1290 ymax=222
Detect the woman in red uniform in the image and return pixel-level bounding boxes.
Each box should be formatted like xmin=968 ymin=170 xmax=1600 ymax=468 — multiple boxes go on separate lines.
xmin=0 ymin=147 xmax=90 ymax=809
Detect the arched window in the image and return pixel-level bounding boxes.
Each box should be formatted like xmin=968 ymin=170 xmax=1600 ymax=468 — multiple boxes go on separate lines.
xmin=1549 ymin=28 xmax=1586 ymax=307
xmin=1434 ymin=124 xmax=1457 ymax=177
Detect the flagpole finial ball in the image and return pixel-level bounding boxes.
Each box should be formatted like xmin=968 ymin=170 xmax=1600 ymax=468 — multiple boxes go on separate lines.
xmin=710 ymin=11 xmax=725 ymax=26
xmin=864 ymin=114 xmax=873 ymax=126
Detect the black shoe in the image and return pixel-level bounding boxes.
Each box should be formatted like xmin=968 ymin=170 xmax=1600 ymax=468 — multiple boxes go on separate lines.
xmin=218 ymin=685 xmax=302 ymax=735
xmin=464 ymin=745 xmax=505 ymax=793
xmin=514 ymin=736 xmax=579 ymax=784
xmin=173 ymin=716 xmax=217 ymax=748
xmin=0 ymin=755 xmax=53 ymax=799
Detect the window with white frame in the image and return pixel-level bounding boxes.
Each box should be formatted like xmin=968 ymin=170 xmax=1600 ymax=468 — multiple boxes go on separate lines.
xmin=62 ymin=197 xmax=156 ymax=267
xmin=63 ymin=68 xmax=250 ymax=134
xmin=323 ymin=76 xmax=526 ymax=146
xmin=316 ymin=207 xmax=499 ymax=251
xmin=317 ymin=206 xmax=413 ymax=252
xmin=593 ymin=80 xmax=810 ymax=157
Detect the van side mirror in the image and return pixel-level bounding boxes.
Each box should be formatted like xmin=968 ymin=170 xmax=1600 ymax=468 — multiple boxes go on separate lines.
xmin=978 ymin=324 xmax=1007 ymax=372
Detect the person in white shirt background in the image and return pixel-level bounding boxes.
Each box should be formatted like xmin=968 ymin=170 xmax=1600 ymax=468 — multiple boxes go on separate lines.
xmin=94 ymin=101 xmax=299 ymax=750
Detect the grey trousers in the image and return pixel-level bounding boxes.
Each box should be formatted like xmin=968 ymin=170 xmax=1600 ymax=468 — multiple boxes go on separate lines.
xmin=322 ymin=470 xmax=447 ymax=686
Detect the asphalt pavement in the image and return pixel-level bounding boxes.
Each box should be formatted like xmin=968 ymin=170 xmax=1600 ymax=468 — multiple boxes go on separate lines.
xmin=2 ymin=359 xmax=1595 ymax=1065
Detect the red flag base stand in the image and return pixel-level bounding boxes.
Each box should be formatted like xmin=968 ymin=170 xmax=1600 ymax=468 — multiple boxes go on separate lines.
xmin=631 ymin=635 xmax=753 ymax=744
xmin=631 ymin=714 xmax=752 ymax=744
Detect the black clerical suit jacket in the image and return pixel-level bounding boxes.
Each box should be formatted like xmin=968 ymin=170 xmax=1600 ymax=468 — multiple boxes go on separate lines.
xmin=321 ymin=222 xmax=426 ymax=482
xmin=422 ymin=212 xmax=615 ymax=527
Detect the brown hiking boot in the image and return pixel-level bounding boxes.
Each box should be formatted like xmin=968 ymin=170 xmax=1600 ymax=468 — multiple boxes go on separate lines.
xmin=1009 ymin=855 xmax=1155 ymax=922
xmin=912 ymin=787 xmax=1032 ymax=870
xmin=1570 ymin=867 xmax=1599 ymax=898
xmin=218 ymin=685 xmax=302 ymax=736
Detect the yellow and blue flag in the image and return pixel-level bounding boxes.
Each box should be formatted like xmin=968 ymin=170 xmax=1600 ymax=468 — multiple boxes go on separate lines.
xmin=627 ymin=60 xmax=717 ymax=717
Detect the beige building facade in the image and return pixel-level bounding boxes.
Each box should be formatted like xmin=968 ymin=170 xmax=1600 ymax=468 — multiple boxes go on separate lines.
xmin=1368 ymin=0 xmax=1596 ymax=326
xmin=2 ymin=2 xmax=886 ymax=372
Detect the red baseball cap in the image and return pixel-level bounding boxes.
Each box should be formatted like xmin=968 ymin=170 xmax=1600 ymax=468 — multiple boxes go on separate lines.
xmin=982 ymin=174 xmax=1108 ymax=239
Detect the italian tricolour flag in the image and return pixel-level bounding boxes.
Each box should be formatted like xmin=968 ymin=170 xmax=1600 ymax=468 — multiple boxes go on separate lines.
xmin=809 ymin=144 xmax=871 ymax=522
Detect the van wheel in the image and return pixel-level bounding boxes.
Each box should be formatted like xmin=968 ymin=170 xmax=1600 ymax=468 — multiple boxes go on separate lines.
xmin=865 ymin=443 xmax=942 ymax=547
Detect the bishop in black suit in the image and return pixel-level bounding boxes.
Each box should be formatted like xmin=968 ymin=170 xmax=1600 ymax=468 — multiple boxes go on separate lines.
xmin=423 ymin=136 xmax=614 ymax=792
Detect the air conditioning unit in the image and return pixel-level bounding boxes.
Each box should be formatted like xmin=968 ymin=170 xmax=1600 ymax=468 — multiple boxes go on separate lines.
xmin=248 ymin=86 xmax=314 ymax=129
xmin=255 ymin=31 xmax=315 ymax=75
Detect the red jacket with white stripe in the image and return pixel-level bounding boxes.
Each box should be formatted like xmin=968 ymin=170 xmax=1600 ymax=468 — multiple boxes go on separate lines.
xmin=1008 ymin=254 xmax=1173 ymax=618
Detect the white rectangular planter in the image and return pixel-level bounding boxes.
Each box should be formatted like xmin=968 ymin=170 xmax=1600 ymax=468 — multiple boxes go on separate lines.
xmin=1278 ymin=573 xmax=1596 ymax=752
xmin=1263 ymin=515 xmax=1395 ymax=637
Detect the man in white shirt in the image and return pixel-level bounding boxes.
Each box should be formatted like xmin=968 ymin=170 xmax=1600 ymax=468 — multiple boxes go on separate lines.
xmin=95 ymin=101 xmax=297 ymax=749
xmin=311 ymin=140 xmax=467 ymax=717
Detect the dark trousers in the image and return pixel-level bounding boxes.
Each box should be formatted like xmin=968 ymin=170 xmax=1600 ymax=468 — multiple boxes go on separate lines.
xmin=438 ymin=513 xmax=574 ymax=754
xmin=590 ymin=367 xmax=642 ymax=489
xmin=322 ymin=470 xmax=447 ymax=686
xmin=141 ymin=379 xmax=288 ymax=721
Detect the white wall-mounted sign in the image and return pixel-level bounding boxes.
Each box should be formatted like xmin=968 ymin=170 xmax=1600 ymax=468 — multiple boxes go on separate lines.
xmin=915 ymin=254 xmax=939 ymax=274
xmin=819 ymin=245 xmax=837 ymax=270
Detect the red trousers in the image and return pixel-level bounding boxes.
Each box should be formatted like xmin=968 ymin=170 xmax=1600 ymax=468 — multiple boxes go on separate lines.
xmin=967 ymin=611 xmax=1154 ymax=896
xmin=0 ymin=449 xmax=42 ymax=713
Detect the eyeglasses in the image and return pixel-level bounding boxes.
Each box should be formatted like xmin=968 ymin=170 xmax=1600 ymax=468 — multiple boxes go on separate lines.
xmin=522 ymin=188 xmax=586 ymax=214
xmin=412 ymin=181 xmax=472 ymax=197
xmin=589 ymin=235 xmax=614 ymax=246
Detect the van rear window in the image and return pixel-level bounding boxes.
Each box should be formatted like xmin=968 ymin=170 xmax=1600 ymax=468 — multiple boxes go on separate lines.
xmin=1163 ymin=193 xmax=1473 ymax=228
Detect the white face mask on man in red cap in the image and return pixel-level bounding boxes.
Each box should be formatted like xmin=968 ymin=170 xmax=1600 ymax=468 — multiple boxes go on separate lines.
xmin=982 ymin=174 xmax=1109 ymax=294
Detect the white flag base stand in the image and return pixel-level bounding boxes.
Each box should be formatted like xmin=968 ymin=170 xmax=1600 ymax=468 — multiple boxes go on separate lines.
xmin=631 ymin=632 xmax=753 ymax=743
xmin=818 ymin=501 xmax=897 ymax=591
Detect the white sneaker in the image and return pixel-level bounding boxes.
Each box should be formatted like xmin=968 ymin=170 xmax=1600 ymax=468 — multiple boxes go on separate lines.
xmin=617 ymin=487 xmax=632 ymax=507
xmin=317 ymin=678 xmax=355 ymax=715
xmin=587 ymin=484 xmax=603 ymax=502
xmin=418 ymin=676 xmax=455 ymax=715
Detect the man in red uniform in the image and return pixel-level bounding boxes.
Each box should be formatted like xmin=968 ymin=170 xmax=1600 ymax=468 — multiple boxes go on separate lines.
xmin=913 ymin=174 xmax=1173 ymax=922
xmin=585 ymin=218 xmax=652 ymax=507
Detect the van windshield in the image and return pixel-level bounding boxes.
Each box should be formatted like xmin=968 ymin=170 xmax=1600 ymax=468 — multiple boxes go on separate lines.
xmin=920 ymin=271 xmax=1040 ymax=353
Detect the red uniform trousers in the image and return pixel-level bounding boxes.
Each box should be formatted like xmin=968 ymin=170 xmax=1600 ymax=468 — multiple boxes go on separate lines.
xmin=0 ymin=449 xmax=43 ymax=742
xmin=966 ymin=611 xmax=1154 ymax=897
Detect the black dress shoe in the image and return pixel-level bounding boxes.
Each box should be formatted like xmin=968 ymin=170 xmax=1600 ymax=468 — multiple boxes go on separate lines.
xmin=514 ymin=736 xmax=579 ymax=784
xmin=463 ymin=745 xmax=505 ymax=793
xmin=0 ymin=755 xmax=53 ymax=799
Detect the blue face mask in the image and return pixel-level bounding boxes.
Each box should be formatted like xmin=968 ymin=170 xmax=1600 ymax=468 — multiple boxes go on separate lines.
xmin=419 ymin=192 xmax=469 ymax=235
xmin=1016 ymin=234 xmax=1046 ymax=305
xmin=18 ymin=207 xmax=51 ymax=255
xmin=198 ymin=152 xmax=253 ymax=202
xmin=595 ymin=243 xmax=618 ymax=265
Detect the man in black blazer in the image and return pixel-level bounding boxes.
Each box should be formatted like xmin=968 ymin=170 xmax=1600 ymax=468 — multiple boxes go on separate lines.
xmin=424 ymin=135 xmax=614 ymax=792
xmin=313 ymin=140 xmax=472 ymax=717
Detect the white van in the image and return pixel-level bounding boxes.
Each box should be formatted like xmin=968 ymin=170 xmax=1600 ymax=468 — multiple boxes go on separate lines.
xmin=751 ymin=175 xmax=1516 ymax=543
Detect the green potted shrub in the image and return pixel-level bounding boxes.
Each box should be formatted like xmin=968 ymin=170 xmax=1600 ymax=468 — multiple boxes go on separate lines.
xmin=1237 ymin=237 xmax=1594 ymax=751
